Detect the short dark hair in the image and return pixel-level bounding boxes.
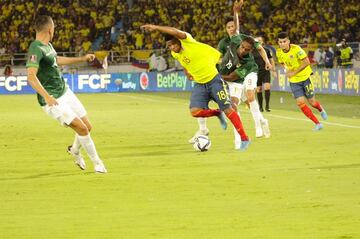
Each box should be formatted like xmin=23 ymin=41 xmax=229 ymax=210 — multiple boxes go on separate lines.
xmin=225 ymin=17 xmax=234 ymax=25
xmin=277 ymin=32 xmax=288 ymax=39
xmin=164 ymin=34 xmax=175 ymax=42
xmin=34 ymin=15 xmax=53 ymax=32
xmin=164 ymin=34 xmax=181 ymax=45
xmin=242 ymin=36 xmax=255 ymax=46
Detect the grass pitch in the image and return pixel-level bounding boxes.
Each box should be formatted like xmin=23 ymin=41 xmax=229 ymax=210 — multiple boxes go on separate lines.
xmin=0 ymin=91 xmax=359 ymax=239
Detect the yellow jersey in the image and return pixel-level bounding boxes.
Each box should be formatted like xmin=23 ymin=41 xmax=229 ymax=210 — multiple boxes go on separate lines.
xmin=171 ymin=33 xmax=221 ymax=84
xmin=276 ymin=44 xmax=313 ymax=83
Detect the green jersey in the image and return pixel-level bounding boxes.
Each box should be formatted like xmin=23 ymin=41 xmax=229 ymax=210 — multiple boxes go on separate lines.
xmin=217 ymin=36 xmax=231 ymax=55
xmin=218 ymin=42 xmax=258 ymax=84
xmin=26 ymin=40 xmax=66 ymax=106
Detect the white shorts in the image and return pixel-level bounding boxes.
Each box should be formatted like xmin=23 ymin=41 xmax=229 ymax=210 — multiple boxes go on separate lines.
xmin=243 ymin=72 xmax=258 ymax=91
xmin=227 ymin=81 xmax=247 ymax=104
xmin=42 ymin=88 xmax=87 ymax=126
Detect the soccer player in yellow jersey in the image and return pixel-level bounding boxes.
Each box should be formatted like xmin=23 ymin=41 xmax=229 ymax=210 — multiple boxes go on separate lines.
xmin=140 ymin=24 xmax=251 ymax=150
xmin=276 ymin=32 xmax=328 ymax=130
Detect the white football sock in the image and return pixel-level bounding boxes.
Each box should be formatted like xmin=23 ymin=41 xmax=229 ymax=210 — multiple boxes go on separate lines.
xmin=71 ymin=134 xmax=82 ymax=154
xmin=198 ymin=117 xmax=208 ymax=132
xmin=77 ymin=134 xmax=102 ymax=165
xmin=249 ymin=100 xmax=263 ymax=129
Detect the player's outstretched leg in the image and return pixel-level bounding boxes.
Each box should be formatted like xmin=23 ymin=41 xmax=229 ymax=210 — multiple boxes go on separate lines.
xmin=189 ymin=118 xmax=209 ymax=144
xmin=298 ymin=102 xmax=322 ymax=130
xmin=217 ymin=111 xmax=227 ymax=130
xmin=309 ymin=100 xmax=328 ymax=120
xmin=191 ymin=108 xmax=227 ymax=130
xmin=249 ymin=100 xmax=271 ymax=138
xmin=69 ymin=118 xmax=107 ymax=173
xmin=224 ymin=108 xmax=250 ymax=151
xmin=67 ymin=135 xmax=86 ymax=170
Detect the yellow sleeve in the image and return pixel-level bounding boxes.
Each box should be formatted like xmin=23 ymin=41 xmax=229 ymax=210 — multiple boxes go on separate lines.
xmin=181 ymin=33 xmax=196 ymax=44
xmin=296 ymin=45 xmax=308 ymax=60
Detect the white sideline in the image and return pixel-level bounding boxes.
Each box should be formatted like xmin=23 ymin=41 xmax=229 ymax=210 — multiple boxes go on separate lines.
xmin=116 ymin=93 xmax=360 ymax=129
xmin=263 ymin=113 xmax=360 ymax=129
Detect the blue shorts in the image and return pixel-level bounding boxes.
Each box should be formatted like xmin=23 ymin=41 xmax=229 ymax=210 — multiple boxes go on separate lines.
xmin=190 ymin=74 xmax=232 ymax=111
xmin=290 ymin=78 xmax=315 ymax=99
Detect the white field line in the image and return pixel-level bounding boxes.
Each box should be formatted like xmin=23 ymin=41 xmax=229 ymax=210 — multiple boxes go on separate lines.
xmin=116 ymin=93 xmax=360 ymax=129
xmin=263 ymin=113 xmax=360 ymax=129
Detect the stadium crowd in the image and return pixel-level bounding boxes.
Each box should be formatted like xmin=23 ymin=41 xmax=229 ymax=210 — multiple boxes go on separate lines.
xmin=0 ymin=0 xmax=359 ymax=57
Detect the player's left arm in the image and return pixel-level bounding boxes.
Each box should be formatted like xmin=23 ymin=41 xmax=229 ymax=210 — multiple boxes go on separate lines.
xmin=184 ymin=68 xmax=194 ymax=81
xmin=57 ymin=54 xmax=95 ymax=65
xmin=256 ymin=45 xmax=272 ymax=70
xmin=286 ymin=57 xmax=310 ymax=78
xmin=222 ymin=71 xmax=239 ymax=82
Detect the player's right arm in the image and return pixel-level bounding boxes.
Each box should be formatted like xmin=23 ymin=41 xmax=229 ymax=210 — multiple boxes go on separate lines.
xmin=233 ymin=0 xmax=243 ymax=34
xmin=221 ymin=71 xmax=239 ymax=82
xmin=27 ymin=67 xmax=58 ymax=106
xmin=140 ymin=24 xmax=186 ymax=40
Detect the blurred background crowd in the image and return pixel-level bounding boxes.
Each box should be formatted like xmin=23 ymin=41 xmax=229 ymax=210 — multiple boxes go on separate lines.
xmin=0 ymin=0 xmax=359 ymax=67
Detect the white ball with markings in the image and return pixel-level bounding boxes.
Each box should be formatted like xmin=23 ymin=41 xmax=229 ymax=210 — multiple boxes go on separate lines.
xmin=193 ymin=135 xmax=211 ymax=152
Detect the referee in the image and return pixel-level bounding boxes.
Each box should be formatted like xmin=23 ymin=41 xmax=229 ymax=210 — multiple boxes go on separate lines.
xmin=253 ymin=36 xmax=275 ymax=112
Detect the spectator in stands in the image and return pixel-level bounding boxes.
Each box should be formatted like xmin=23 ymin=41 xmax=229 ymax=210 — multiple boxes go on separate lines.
xmin=3 ymin=65 xmax=13 ymax=77
xmin=338 ymin=39 xmax=353 ymax=68
xmin=147 ymin=51 xmax=167 ymax=72
xmin=0 ymin=0 xmax=359 ymax=64
xmin=324 ymin=46 xmax=334 ymax=68
xmin=313 ymin=46 xmax=325 ymax=68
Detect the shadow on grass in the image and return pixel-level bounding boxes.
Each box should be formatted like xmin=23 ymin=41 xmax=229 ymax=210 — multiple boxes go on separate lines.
xmin=0 ymin=171 xmax=82 ymax=181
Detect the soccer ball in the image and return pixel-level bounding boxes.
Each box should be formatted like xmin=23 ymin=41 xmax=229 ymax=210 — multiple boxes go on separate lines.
xmin=193 ymin=135 xmax=211 ymax=152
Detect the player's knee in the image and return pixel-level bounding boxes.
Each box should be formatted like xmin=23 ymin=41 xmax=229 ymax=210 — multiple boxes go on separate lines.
xmin=231 ymin=103 xmax=238 ymax=112
xmin=190 ymin=108 xmax=201 ymax=117
xmin=296 ymin=101 xmax=306 ymax=108
xmin=308 ymin=98 xmax=316 ymax=106
xmin=86 ymin=123 xmax=92 ymax=132
xmin=77 ymin=123 xmax=89 ymax=136
xmin=223 ymin=107 xmax=234 ymax=116
xmin=247 ymin=93 xmax=255 ymax=102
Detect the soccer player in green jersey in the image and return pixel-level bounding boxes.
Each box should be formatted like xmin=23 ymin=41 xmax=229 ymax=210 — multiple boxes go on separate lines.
xmin=26 ymin=15 xmax=107 ymax=173
xmin=141 ymin=23 xmax=251 ymax=150
xmin=276 ymin=32 xmax=328 ymax=131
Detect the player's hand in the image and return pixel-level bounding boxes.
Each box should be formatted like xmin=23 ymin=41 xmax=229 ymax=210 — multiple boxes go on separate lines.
xmin=285 ymin=70 xmax=295 ymax=78
xmin=141 ymin=24 xmax=157 ymax=32
xmin=45 ymin=95 xmax=58 ymax=106
xmin=233 ymin=0 xmax=243 ymax=12
xmin=265 ymin=61 xmax=272 ymax=71
xmin=84 ymin=54 xmax=95 ymax=62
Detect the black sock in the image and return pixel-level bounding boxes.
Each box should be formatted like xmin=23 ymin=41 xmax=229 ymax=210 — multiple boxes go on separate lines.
xmin=265 ymin=90 xmax=271 ymax=109
xmin=257 ymin=92 xmax=263 ymax=110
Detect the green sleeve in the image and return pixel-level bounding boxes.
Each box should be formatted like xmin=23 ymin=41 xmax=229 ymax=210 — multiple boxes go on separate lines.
xmin=217 ymin=39 xmax=226 ymax=55
xmin=26 ymin=43 xmax=43 ymax=68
